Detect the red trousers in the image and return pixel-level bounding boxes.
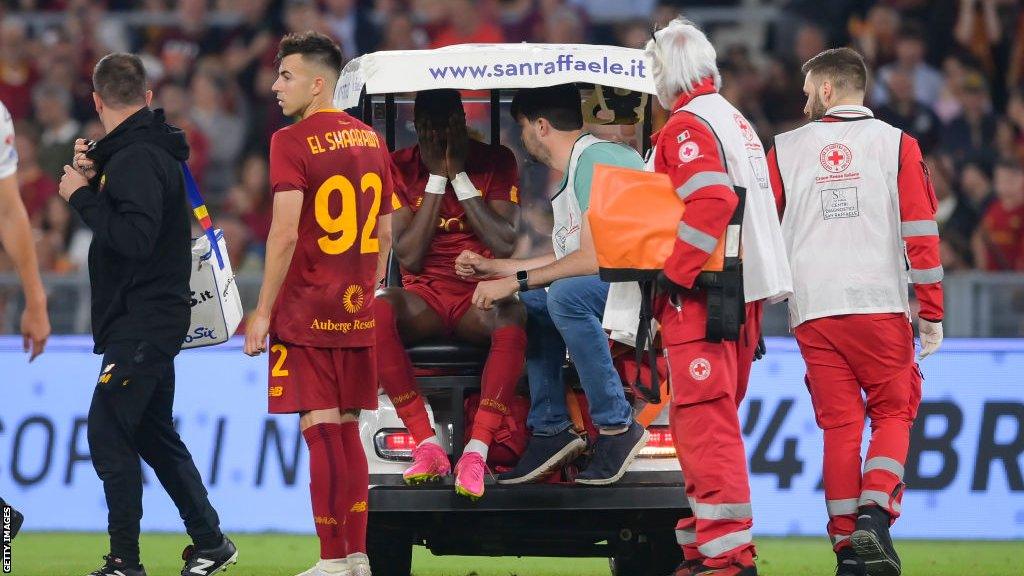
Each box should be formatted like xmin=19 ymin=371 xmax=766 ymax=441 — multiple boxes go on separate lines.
xmin=794 ymin=313 xmax=922 ymax=551
xmin=661 ymin=299 xmax=762 ymax=569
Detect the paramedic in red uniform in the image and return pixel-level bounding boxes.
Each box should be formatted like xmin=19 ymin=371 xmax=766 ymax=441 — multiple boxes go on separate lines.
xmin=767 ymin=48 xmax=944 ymax=576
xmin=645 ymin=18 xmax=793 ymax=576
xmin=244 ymin=32 xmax=396 ymax=576
xmin=376 ymin=89 xmax=525 ymax=501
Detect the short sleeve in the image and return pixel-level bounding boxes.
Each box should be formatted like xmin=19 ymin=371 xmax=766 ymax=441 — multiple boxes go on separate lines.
xmin=574 ymin=143 xmax=644 ymax=211
xmin=484 ymin=145 xmax=520 ymax=204
xmin=0 ymin=103 xmax=18 ymax=179
xmin=269 ymin=130 xmax=307 ymax=193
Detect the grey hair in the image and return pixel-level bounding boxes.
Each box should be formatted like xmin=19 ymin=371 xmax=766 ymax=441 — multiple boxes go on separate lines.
xmin=644 ymin=17 xmax=721 ymax=110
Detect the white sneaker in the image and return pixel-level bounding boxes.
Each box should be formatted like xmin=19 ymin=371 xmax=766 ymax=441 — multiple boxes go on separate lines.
xmin=347 ymin=553 xmax=371 ymax=576
xmin=294 ymin=558 xmax=351 ymax=576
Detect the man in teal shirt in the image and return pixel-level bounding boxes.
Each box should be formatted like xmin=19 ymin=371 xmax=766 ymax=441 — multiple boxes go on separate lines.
xmin=455 ymin=84 xmax=648 ymax=485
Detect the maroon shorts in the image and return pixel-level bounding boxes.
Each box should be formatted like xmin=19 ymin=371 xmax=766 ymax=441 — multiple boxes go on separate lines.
xmin=267 ymin=335 xmax=378 ymax=414
xmin=403 ymin=276 xmax=475 ymax=334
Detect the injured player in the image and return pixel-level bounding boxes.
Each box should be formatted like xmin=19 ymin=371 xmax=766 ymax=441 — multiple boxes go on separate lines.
xmin=375 ymin=89 xmax=526 ymax=500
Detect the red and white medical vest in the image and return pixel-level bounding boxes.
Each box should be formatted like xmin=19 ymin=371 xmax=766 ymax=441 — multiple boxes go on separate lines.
xmin=681 ymin=94 xmax=792 ymax=304
xmin=774 ymin=107 xmax=910 ymax=327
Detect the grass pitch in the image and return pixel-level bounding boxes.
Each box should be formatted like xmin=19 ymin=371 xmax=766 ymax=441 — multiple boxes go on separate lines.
xmin=9 ymin=532 xmax=1020 ymax=576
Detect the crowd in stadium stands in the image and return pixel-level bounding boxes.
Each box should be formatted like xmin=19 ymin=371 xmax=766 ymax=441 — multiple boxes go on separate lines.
xmin=1 ymin=0 xmax=1023 ymax=277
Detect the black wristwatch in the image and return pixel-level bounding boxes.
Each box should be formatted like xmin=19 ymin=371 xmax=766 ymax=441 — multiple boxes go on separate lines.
xmin=516 ymin=270 xmax=530 ymax=292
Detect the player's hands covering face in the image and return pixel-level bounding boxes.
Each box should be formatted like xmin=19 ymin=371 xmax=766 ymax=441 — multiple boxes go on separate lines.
xmin=445 ymin=114 xmax=468 ymax=176
xmin=417 ymin=119 xmax=448 ymax=178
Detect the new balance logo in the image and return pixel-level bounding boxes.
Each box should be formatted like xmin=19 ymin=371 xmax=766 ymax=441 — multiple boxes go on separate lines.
xmin=190 ymin=558 xmax=216 ymax=575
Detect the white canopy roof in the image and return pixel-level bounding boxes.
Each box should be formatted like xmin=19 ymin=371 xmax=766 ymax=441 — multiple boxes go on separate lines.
xmin=333 ymin=43 xmax=656 ymax=109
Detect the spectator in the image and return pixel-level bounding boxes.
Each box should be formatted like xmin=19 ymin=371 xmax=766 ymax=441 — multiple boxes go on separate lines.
xmin=499 ymin=0 xmax=588 ymax=44
xmin=216 ymin=215 xmax=253 ymax=272
xmin=13 ymin=126 xmax=57 ymax=225
xmin=942 ymin=156 xmax=991 ymax=266
xmin=33 ymin=82 xmax=80 ymax=181
xmin=370 ymin=0 xmax=405 ymax=22
xmin=954 ymin=0 xmax=1003 ymax=77
xmin=379 ymin=12 xmax=429 ymax=51
xmin=190 ymin=71 xmax=247 ymax=196
xmin=148 ymin=0 xmax=223 ymax=83
xmin=933 ymin=52 xmax=975 ymax=123
xmin=933 ymin=155 xmax=958 ymax=229
xmin=762 ymin=55 xmax=807 ymax=128
xmin=430 ymin=0 xmax=505 ymax=47
xmin=76 ymin=0 xmax=131 ymax=54
xmin=793 ymin=22 xmax=827 ymax=68
xmin=283 ymin=0 xmax=329 ymax=39
xmin=1009 ymin=6 xmax=1024 ymax=93
xmin=1006 ymin=89 xmax=1024 ymax=165
xmin=852 ymin=4 xmax=901 ymax=69
xmin=411 ymin=0 xmax=451 ymax=39
xmin=323 ymin=0 xmax=381 ymax=60
xmin=224 ymin=154 xmax=272 ymax=252
xmin=973 ymin=158 xmax=1024 ymax=271
xmin=871 ymin=24 xmax=945 ymax=108
xmin=540 ymin=5 xmax=585 ymax=44
xmin=875 ymin=67 xmax=942 ymax=154
xmin=157 ymin=82 xmax=211 ymax=189
xmin=995 ymin=118 xmax=1019 ymax=164
xmin=720 ymin=59 xmax=770 ymax=141
xmin=220 ymin=0 xmax=276 ymax=98
xmin=36 ymin=194 xmax=90 ymax=274
xmin=931 ymin=155 xmax=972 ymax=269
xmin=0 ymin=18 xmax=38 ymax=120
xmin=33 ymin=28 xmax=94 ymax=122
xmin=614 ymin=20 xmax=651 ymax=50
xmin=940 ymin=71 xmax=997 ymax=166
xmin=499 ymin=0 xmax=540 ymax=43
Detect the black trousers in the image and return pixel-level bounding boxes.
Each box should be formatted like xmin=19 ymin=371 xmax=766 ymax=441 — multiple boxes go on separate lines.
xmin=87 ymin=340 xmax=221 ymax=564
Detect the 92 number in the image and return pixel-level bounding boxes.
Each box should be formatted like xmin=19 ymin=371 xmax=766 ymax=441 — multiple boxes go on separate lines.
xmin=314 ymin=172 xmax=382 ymax=255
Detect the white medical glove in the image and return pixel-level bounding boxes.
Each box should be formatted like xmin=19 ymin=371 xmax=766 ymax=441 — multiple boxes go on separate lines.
xmin=918 ymin=318 xmax=943 ymax=360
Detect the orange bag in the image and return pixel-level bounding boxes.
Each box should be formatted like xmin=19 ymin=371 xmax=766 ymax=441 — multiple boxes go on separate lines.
xmin=588 ymin=164 xmax=727 ymax=281
xmin=589 ymin=164 xmax=748 ymax=403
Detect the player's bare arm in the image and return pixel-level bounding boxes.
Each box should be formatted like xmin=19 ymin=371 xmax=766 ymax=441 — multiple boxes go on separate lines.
xmin=391 ymin=121 xmax=448 ymax=273
xmin=376 ymin=212 xmax=393 ymax=285
xmin=447 ymin=117 xmax=518 ymax=257
xmin=244 ymin=189 xmax=302 ymax=356
xmin=0 ymin=173 xmax=50 ymax=361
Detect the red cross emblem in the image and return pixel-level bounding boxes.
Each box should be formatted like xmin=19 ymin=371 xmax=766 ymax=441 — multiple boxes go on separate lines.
xmin=819 ymin=143 xmax=853 ymax=173
xmin=734 ymin=113 xmax=755 ymax=142
xmin=689 ymin=358 xmax=711 ymax=381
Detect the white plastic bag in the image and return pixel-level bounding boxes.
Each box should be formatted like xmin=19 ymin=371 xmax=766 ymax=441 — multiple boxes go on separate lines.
xmin=183 ymin=229 xmax=242 ymax=349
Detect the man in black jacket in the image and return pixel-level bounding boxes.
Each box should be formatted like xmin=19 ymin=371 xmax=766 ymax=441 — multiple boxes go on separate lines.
xmin=58 ymin=53 xmax=237 ymax=576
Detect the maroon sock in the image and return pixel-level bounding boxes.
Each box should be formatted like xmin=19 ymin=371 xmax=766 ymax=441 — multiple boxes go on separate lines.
xmin=302 ymin=423 xmax=348 ymax=560
xmin=471 ymin=326 xmax=527 ymax=445
xmin=375 ymin=298 xmax=435 ymax=443
xmin=340 ymin=421 xmax=369 ymax=555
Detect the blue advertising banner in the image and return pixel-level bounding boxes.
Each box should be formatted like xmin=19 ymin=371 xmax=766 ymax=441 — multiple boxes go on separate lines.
xmin=0 ymin=336 xmax=1021 ymax=539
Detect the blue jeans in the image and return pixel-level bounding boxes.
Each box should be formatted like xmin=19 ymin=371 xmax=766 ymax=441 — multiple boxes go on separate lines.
xmin=519 ymin=275 xmax=633 ymax=435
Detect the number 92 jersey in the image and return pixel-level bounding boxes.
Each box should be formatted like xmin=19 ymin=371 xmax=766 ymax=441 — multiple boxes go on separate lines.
xmin=269 ymin=109 xmax=396 ymax=348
